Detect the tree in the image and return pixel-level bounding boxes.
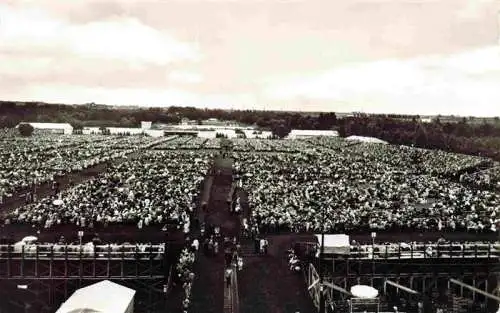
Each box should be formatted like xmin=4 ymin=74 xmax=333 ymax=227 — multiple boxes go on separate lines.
xmin=337 ymin=123 xmax=347 ymax=138
xmin=271 ymin=122 xmax=292 ymax=139
xmin=18 ymin=123 xmax=34 ymax=137
xmin=99 ymin=126 xmax=109 ymax=135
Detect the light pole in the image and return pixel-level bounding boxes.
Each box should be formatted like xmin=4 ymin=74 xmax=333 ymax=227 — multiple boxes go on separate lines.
xmin=318 ymin=204 xmax=327 ymax=313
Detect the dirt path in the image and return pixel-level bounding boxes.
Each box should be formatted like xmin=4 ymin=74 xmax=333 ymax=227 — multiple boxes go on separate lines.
xmin=238 ymin=234 xmax=316 ymax=313
xmin=190 ymin=157 xmax=236 ymax=313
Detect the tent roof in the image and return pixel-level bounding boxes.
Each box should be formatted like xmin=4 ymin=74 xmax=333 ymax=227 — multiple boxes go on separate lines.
xmin=17 ymin=122 xmax=73 ymax=129
xmin=315 ymin=234 xmax=350 ymax=248
xmin=289 ymin=129 xmax=339 ymax=136
xmin=56 ymin=280 xmax=135 ymax=313
xmin=345 ymin=135 xmax=387 ymax=144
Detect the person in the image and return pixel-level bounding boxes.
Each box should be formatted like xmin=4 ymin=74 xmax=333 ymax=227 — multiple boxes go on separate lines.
xmin=25 ymin=191 xmax=32 ymax=204
xmin=191 ymin=239 xmax=199 ymax=252
xmin=225 ymin=268 xmax=232 ymax=288
xmin=254 ymin=237 xmax=260 ymax=254
xmin=208 ymin=239 xmax=214 ymax=256
xmin=214 ymin=241 xmax=219 ymax=255
xmin=203 ymin=238 xmax=209 ymax=255
xmin=237 ymin=256 xmax=243 ymax=271
xmin=260 ymin=238 xmax=266 ymax=254
xmin=224 ymin=248 xmax=232 ymax=266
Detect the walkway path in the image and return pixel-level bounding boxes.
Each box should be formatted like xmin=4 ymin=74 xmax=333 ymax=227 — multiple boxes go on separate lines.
xmin=238 ymin=235 xmax=316 ymax=313
xmin=190 ymin=157 xmax=237 ymax=313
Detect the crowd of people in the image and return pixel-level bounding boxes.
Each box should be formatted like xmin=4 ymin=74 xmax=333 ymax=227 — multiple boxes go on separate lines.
xmin=0 ymin=134 xmax=163 ymax=201
xmin=177 ymin=247 xmax=196 ymax=313
xmin=2 ymin=133 xmax=499 ymax=236
xmin=3 ymin=151 xmax=210 ymax=230
xmin=235 ymin=139 xmax=500 ymax=234
xmin=461 ymin=165 xmax=500 ymax=191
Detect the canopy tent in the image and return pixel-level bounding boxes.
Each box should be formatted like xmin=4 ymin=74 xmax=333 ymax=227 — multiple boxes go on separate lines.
xmin=350 ymin=285 xmax=379 ymax=299
xmin=56 ymin=280 xmax=135 ymax=313
xmin=345 ymin=135 xmax=387 ymax=144
xmin=315 ymin=234 xmax=350 ymax=255
xmin=21 ymin=236 xmax=38 ymax=243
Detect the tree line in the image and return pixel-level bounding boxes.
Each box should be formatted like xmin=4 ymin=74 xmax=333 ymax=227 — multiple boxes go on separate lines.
xmin=1 ymin=100 xmax=499 ymax=160
xmin=338 ymin=116 xmax=500 ymax=161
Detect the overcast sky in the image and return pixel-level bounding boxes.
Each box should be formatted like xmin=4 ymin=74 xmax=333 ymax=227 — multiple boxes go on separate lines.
xmin=1 ymin=0 xmax=499 ymax=116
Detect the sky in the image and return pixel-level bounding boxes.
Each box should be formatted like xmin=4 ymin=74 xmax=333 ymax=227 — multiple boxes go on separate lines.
xmin=0 ymin=0 xmax=499 ymax=116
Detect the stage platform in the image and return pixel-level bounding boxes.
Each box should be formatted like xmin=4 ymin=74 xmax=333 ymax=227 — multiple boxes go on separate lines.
xmin=0 ymin=243 xmax=175 ymax=313
xmin=301 ymin=241 xmax=500 ymax=313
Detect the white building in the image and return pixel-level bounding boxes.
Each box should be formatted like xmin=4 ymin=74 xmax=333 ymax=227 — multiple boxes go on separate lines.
xmin=16 ymin=122 xmax=73 ymax=135
xmin=82 ymin=127 xmax=100 ymax=135
xmin=106 ymin=127 xmax=144 ymax=135
xmin=345 ymin=135 xmax=387 ymax=144
xmin=141 ymin=121 xmax=152 ymax=129
xmin=286 ymin=129 xmax=338 ymax=139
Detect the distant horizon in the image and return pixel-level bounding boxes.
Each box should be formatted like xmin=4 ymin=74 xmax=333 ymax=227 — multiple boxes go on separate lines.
xmin=1 ymin=1 xmax=499 ymax=117
xmin=3 ymin=99 xmax=499 ymax=119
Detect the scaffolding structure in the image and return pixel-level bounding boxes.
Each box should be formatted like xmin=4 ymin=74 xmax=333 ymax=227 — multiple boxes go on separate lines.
xmin=306 ymin=242 xmax=499 ymax=312
xmin=0 ymin=243 xmax=171 ymax=313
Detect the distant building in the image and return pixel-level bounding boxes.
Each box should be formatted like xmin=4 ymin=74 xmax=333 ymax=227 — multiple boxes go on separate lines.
xmin=16 ymin=122 xmax=73 ymax=135
xmin=345 ymin=135 xmax=387 ymax=144
xmin=286 ymin=129 xmax=338 ymax=139
xmin=141 ymin=121 xmax=152 ymax=130
xmin=106 ymin=127 xmax=144 ymax=135
xmin=164 ymin=130 xmax=197 ymax=137
xmin=82 ymin=127 xmax=100 ymax=135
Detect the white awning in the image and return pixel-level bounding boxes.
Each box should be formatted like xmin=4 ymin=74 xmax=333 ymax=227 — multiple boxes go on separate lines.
xmin=56 ymin=280 xmax=135 ymax=313
xmin=350 ymin=285 xmax=379 ymax=299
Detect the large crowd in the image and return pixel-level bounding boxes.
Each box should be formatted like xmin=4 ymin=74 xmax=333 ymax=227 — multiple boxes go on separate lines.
xmin=3 ymin=151 xmax=210 ymax=230
xmin=235 ymin=139 xmax=500 ymax=234
xmin=0 ymin=134 xmax=165 ymax=201
xmin=2 ymin=132 xmax=499 ymax=237
xmin=460 ymin=165 xmax=500 ymax=191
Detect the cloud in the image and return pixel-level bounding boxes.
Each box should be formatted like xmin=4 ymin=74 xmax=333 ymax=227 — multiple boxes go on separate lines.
xmin=263 ymin=46 xmax=500 ymax=116
xmin=168 ymin=71 xmax=203 ymax=84
xmin=0 ymin=4 xmax=201 ymax=65
xmin=456 ymin=0 xmax=497 ymax=20
xmin=15 ymin=83 xmax=254 ymax=110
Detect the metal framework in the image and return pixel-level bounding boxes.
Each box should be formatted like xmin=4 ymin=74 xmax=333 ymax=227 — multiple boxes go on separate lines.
xmin=0 ymin=243 xmax=171 ymax=313
xmin=305 ymin=242 xmax=499 ymax=312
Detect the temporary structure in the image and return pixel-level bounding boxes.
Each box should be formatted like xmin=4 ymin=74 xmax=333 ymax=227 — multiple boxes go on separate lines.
xmin=315 ymin=234 xmax=350 ymax=255
xmin=350 ymin=285 xmax=379 ymax=299
xmin=345 ymin=135 xmax=387 ymax=144
xmin=21 ymin=236 xmax=38 ymax=243
xmin=56 ymin=280 xmax=135 ymax=313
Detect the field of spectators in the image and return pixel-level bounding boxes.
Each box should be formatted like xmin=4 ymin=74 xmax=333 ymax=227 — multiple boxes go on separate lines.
xmin=0 ymin=134 xmax=166 ymax=200
xmin=234 ymin=138 xmax=500 ymax=235
xmin=461 ymin=164 xmax=500 ymax=191
xmin=3 ymin=151 xmax=211 ymax=231
xmin=1 ymin=132 xmax=499 ymax=240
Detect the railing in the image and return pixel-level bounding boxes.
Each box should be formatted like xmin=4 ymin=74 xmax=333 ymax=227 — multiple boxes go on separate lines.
xmin=347 ymin=243 xmax=500 ymax=259
xmin=224 ymin=265 xmax=240 ymax=313
xmin=0 ymin=244 xmax=165 ymax=260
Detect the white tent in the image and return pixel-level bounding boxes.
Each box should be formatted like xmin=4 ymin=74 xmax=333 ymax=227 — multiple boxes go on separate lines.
xmin=345 ymin=135 xmax=387 ymax=144
xmin=350 ymin=285 xmax=379 ymax=299
xmin=16 ymin=122 xmax=73 ymax=135
xmin=287 ymin=129 xmax=339 ymax=139
xmin=315 ymin=234 xmax=350 ymax=255
xmin=56 ymin=280 xmax=135 ymax=313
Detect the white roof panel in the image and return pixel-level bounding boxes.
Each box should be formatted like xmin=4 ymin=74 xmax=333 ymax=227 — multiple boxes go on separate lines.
xmin=56 ymin=280 xmax=135 ymax=313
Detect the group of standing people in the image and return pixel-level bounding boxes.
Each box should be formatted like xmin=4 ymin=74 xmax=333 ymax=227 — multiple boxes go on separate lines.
xmin=253 ymin=236 xmax=269 ymax=255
